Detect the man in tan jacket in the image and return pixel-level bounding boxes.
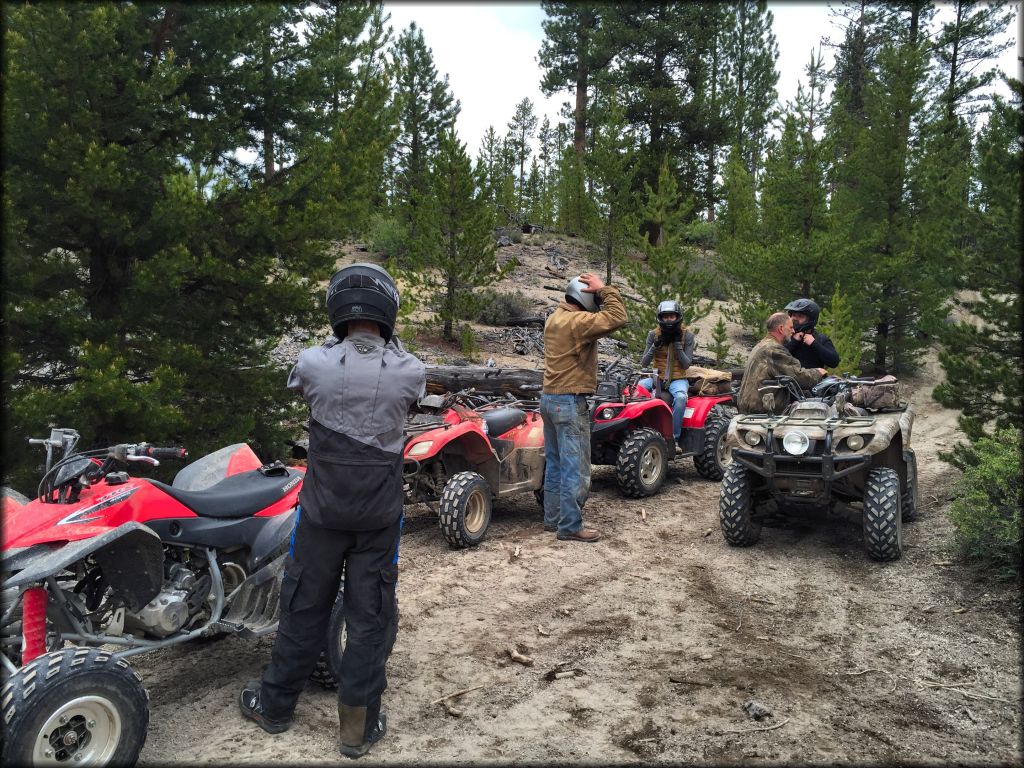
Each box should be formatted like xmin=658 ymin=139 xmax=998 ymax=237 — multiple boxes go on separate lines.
xmin=541 ymin=272 xmax=627 ymax=542
xmin=737 ymin=312 xmax=827 ymax=414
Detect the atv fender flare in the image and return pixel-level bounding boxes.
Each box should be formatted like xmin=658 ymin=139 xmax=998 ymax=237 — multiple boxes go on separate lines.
xmin=4 ymin=522 xmax=163 ymax=611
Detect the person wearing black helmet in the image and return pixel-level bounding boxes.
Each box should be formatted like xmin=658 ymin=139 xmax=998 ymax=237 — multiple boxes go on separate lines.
xmin=784 ymin=297 xmax=840 ymax=370
xmin=639 ymin=299 xmax=696 ymax=445
xmin=239 ymin=263 xmax=425 ymax=759
xmin=541 ymin=272 xmax=628 ymax=542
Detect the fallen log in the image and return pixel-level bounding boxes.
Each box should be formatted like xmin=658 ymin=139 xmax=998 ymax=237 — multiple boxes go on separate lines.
xmin=425 ymin=365 xmax=543 ymax=396
xmin=498 ymin=316 xmax=545 ymax=327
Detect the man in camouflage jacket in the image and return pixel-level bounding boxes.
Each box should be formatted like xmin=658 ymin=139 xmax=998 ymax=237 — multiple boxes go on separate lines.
xmin=737 ymin=312 xmax=827 ymax=414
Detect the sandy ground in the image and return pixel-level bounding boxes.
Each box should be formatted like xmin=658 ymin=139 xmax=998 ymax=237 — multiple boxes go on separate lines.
xmin=135 ymin=241 xmax=1021 ymax=765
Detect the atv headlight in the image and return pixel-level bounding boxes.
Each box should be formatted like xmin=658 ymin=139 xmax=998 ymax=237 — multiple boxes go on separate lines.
xmin=407 ymin=440 xmax=434 ymax=457
xmin=599 ymin=407 xmax=618 ymax=420
xmin=743 ymin=431 xmax=762 ymax=446
xmin=846 ymin=434 xmax=865 ymax=451
xmin=782 ymin=430 xmax=810 ymax=455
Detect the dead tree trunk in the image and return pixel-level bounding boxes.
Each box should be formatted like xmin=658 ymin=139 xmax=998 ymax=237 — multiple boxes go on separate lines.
xmin=425 ymin=366 xmax=543 ymax=396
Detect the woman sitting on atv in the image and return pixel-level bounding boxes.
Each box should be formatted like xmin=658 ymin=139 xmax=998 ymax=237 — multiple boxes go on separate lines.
xmin=639 ymin=300 xmax=696 ymax=447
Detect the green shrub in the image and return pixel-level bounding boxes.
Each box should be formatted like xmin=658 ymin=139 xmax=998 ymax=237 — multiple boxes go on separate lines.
xmin=366 ymin=213 xmax=408 ymax=259
xmin=683 ymin=219 xmax=719 ymax=249
xmin=947 ymin=428 xmax=1022 ymax=577
xmin=476 ymin=289 xmax=533 ymax=325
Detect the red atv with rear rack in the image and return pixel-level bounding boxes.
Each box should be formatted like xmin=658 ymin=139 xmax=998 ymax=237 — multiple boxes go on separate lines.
xmin=589 ymin=360 xmax=739 ymax=497
xmin=402 ymin=390 xmax=545 ymax=548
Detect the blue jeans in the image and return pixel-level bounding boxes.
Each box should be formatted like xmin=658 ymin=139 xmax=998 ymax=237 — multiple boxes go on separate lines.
xmin=639 ymin=377 xmax=689 ymax=440
xmin=540 ymin=394 xmax=592 ymax=535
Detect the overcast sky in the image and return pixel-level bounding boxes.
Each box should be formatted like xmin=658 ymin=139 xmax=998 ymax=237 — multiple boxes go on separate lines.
xmin=382 ymin=1 xmax=1022 ymax=154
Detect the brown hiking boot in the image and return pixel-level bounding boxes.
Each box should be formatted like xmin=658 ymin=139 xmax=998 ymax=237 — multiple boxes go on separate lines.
xmin=556 ymin=528 xmax=601 ymax=542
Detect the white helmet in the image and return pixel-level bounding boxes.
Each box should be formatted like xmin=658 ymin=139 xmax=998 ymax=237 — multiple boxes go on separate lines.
xmin=565 ymin=277 xmax=600 ymax=312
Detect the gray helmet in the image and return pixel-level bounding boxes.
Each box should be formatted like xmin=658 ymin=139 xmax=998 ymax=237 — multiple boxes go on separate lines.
xmin=785 ymin=297 xmax=820 ymax=333
xmin=656 ymin=299 xmax=683 ymax=336
xmin=327 ymin=262 xmax=400 ymax=341
xmin=565 ymin=276 xmax=600 ymax=312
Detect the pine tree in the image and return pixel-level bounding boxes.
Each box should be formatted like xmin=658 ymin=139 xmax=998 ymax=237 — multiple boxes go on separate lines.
xmin=817 ymin=285 xmax=864 ymax=376
xmin=720 ymin=51 xmax=843 ymax=334
xmin=721 ymin=1 xmax=780 ymax=185
xmin=933 ymin=0 xmax=1016 ymax=123
xmin=2 ymin=4 xmax=384 ymax=491
xmin=934 ymin=80 xmax=1022 ymax=439
xmin=391 ymin=22 xmax=460 ymax=246
xmin=708 ymin=317 xmax=734 ymax=368
xmin=619 ymin=160 xmax=712 ymax=351
xmin=587 ymin=90 xmax=639 ymax=284
xmin=507 ymin=98 xmax=539 ymax=219
xmin=414 ymin=131 xmax=511 ymax=341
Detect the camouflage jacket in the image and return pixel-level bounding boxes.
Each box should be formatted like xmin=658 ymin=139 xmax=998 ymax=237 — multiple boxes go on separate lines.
xmin=736 ymin=336 xmax=824 ymax=414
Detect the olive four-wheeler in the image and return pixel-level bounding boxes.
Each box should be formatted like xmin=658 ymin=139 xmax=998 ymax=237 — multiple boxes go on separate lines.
xmin=403 ymin=391 xmax=545 ymax=547
xmin=589 ymin=365 xmax=737 ymax=497
xmin=719 ymin=376 xmax=919 ymax=561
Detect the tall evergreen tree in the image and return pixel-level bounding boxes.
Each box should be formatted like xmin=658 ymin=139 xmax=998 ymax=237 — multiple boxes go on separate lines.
xmin=934 ymin=80 xmax=1022 ymax=439
xmin=3 ymin=3 xmax=386 ymax=490
xmin=539 ymin=2 xmax=611 ymax=233
xmin=391 ymin=22 xmax=460 ymax=245
xmin=587 ymin=91 xmax=639 ymax=283
xmin=933 ymin=0 xmax=1015 ymax=122
xmin=507 ymin=98 xmax=539 ymax=218
xmin=413 ymin=131 xmax=510 ymax=341
xmin=721 ymin=1 xmax=780 ymax=184
xmin=620 ymin=160 xmax=712 ymax=350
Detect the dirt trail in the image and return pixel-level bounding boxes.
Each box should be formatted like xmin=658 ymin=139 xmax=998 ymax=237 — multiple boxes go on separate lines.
xmin=137 ymin=241 xmax=1021 ymax=765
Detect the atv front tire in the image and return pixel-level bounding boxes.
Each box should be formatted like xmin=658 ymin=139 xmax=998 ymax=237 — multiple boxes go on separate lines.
xmin=1 ymin=648 xmax=149 ymax=766
xmin=615 ymin=428 xmax=669 ymax=497
xmin=719 ymin=463 xmax=762 ymax=546
xmin=863 ymin=467 xmax=903 ymax=561
xmin=439 ymin=471 xmax=493 ymax=548
xmin=693 ymin=405 xmax=736 ymax=481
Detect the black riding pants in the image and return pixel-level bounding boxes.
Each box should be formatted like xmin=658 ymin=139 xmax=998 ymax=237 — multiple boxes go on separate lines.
xmin=260 ymin=508 xmax=400 ymax=737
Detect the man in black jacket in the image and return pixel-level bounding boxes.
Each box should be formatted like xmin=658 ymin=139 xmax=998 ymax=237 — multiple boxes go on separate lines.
xmin=239 ymin=263 xmax=425 ymax=759
xmin=784 ymin=297 xmax=840 ymax=370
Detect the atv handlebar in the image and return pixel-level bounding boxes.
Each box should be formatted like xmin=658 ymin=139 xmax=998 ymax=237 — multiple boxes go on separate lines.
xmin=134 ymin=445 xmax=188 ymax=461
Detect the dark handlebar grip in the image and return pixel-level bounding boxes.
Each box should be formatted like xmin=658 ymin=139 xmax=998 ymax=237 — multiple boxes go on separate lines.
xmin=139 ymin=446 xmax=188 ymax=460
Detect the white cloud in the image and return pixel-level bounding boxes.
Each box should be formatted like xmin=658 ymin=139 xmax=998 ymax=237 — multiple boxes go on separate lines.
xmin=384 ymin=2 xmax=563 ymax=155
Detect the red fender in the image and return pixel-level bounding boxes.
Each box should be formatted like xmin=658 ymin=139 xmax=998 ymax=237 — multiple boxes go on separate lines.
xmin=682 ymin=395 xmax=733 ymax=428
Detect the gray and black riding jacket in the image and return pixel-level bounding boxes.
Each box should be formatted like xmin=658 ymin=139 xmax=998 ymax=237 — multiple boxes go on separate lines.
xmin=288 ymin=330 xmax=425 ymax=530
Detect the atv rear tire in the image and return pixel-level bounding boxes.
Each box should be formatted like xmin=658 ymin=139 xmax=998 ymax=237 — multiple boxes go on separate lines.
xmin=719 ymin=463 xmax=762 ymax=546
xmin=863 ymin=467 xmax=903 ymax=561
xmin=615 ymin=428 xmax=669 ymax=497
xmin=901 ymin=451 xmax=919 ymax=522
xmin=693 ymin=405 xmax=736 ymax=481
xmin=309 ymin=590 xmax=345 ymax=688
xmin=439 ymin=471 xmax=493 ymax=548
xmin=1 ymin=648 xmax=149 ymax=766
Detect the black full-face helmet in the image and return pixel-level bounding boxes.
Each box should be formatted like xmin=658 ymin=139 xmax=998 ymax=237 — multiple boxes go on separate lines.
xmin=565 ymin=276 xmax=601 ymax=312
xmin=785 ymin=297 xmax=820 ymax=333
xmin=326 ymin=263 xmax=400 ymax=341
xmin=656 ymin=299 xmax=683 ymax=336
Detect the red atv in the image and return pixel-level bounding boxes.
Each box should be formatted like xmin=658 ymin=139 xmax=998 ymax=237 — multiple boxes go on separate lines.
xmin=590 ymin=361 xmax=738 ymax=497
xmin=1 ymin=429 xmax=343 ymax=766
xmin=403 ymin=390 xmax=545 ymax=548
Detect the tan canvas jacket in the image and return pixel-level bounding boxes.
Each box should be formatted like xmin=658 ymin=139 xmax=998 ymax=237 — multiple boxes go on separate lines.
xmin=542 ymin=286 xmax=628 ymax=394
xmin=736 ymin=335 xmax=824 ymax=414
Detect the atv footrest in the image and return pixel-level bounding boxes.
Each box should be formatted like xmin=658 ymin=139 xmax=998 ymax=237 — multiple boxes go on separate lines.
xmin=216 ymin=553 xmax=287 ymax=638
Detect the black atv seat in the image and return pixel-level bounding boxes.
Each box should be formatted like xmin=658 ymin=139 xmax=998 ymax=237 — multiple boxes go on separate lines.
xmin=146 ymin=468 xmax=302 ymax=518
xmin=482 ymin=407 xmax=526 ymax=438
